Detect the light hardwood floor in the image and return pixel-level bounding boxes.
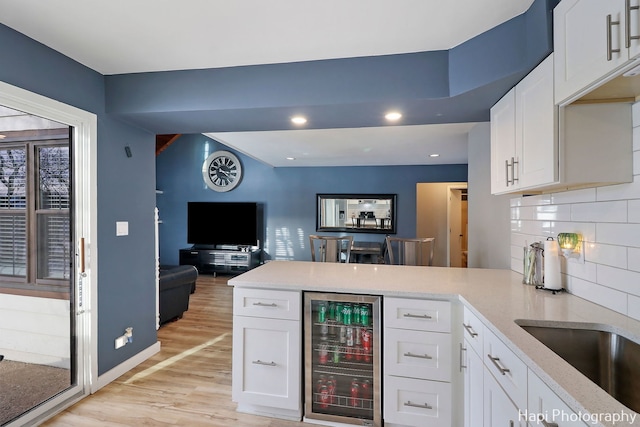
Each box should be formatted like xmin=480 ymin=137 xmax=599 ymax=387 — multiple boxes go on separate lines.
xmin=42 ymin=275 xmax=309 ymax=427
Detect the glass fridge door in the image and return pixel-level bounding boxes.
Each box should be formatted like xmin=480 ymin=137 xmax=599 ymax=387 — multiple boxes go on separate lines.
xmin=304 ymin=293 xmax=381 ymax=427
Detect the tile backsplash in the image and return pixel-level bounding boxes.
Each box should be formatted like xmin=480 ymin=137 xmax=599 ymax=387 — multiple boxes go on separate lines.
xmin=510 ymin=102 xmax=640 ymax=321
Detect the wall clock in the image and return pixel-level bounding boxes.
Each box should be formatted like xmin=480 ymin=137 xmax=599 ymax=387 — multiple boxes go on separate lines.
xmin=202 ymin=150 xmax=243 ymax=192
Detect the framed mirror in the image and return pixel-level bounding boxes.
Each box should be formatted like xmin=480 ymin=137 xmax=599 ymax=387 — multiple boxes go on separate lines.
xmin=316 ymin=194 xmax=396 ymax=234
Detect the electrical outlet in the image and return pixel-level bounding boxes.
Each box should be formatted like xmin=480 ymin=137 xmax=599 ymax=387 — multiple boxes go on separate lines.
xmin=115 ymin=336 xmax=127 ymax=349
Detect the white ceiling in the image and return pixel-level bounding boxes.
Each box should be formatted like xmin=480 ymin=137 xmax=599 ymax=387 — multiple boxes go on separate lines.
xmin=0 ymin=0 xmax=534 ymax=167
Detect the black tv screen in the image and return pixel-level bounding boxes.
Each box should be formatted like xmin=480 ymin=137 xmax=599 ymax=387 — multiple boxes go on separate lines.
xmin=187 ymin=202 xmax=259 ymax=247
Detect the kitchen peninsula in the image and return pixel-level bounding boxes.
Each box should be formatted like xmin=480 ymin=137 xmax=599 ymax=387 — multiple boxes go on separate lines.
xmin=229 ymin=261 xmax=640 ymax=427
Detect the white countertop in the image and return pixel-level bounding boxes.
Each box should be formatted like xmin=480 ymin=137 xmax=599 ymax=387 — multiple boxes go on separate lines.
xmin=229 ymin=260 xmax=640 ymax=427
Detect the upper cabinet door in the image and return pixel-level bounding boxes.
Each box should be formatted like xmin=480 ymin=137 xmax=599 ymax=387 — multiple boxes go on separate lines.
xmin=554 ymin=0 xmax=628 ymax=104
xmin=490 ymin=88 xmax=516 ymax=194
xmin=516 ymin=55 xmax=557 ymax=189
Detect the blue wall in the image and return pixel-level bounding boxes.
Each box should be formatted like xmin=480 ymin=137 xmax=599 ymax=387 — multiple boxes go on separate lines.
xmin=156 ymin=134 xmax=467 ymax=264
xmin=0 ymin=23 xmax=158 ymax=375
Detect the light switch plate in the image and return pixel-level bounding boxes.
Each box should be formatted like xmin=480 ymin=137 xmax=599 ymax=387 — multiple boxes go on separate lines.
xmin=116 ymin=221 xmax=128 ymax=236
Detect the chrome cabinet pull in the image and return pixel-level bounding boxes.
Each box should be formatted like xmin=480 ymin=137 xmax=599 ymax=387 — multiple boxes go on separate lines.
xmin=404 ymin=351 xmax=432 ymax=360
xmin=487 ymin=354 xmax=510 ymax=375
xmin=252 ymin=360 xmax=276 ymax=366
xmin=505 ymin=159 xmax=511 ymax=186
xmin=512 ymin=157 xmax=519 ymax=183
xmin=626 ymin=0 xmax=640 ymax=47
xmin=608 ymin=14 xmax=621 ymax=61
xmin=539 ymin=415 xmax=558 ymax=427
xmin=253 ymin=302 xmax=277 ymax=307
xmin=460 ymin=343 xmax=467 ymax=372
xmin=403 ymin=313 xmax=432 ymax=319
xmin=404 ymin=400 xmax=432 ymax=410
xmin=463 ymin=323 xmax=478 ymax=337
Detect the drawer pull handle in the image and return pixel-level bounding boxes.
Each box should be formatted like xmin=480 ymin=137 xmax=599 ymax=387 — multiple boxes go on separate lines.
xmin=404 ymin=400 xmax=432 ymax=410
xmin=463 ymin=323 xmax=478 ymax=337
xmin=252 ymin=360 xmax=276 ymax=366
xmin=253 ymin=302 xmax=277 ymax=307
xmin=404 ymin=351 xmax=432 ymax=360
xmin=403 ymin=313 xmax=432 ymax=319
xmin=487 ymin=354 xmax=510 ymax=375
xmin=539 ymin=415 xmax=558 ymax=427
xmin=460 ymin=343 xmax=467 ymax=372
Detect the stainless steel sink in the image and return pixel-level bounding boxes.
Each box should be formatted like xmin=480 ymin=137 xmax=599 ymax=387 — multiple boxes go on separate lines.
xmin=517 ymin=322 xmax=640 ymax=413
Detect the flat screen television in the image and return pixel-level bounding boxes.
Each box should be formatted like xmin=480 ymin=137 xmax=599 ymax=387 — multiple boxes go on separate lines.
xmin=187 ymin=202 xmax=260 ymax=247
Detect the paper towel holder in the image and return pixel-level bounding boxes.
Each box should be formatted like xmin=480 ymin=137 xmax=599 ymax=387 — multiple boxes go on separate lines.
xmin=557 ymin=232 xmax=584 ymax=263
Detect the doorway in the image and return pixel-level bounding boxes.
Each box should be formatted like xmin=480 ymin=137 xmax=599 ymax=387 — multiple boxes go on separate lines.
xmin=0 ymin=81 xmax=96 ymax=426
xmin=416 ymin=182 xmax=468 ymax=267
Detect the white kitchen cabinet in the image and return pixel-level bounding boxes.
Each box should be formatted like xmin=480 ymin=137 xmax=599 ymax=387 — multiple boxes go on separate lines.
xmin=554 ymin=0 xmax=640 ymax=104
xmin=232 ymin=288 xmax=302 ymax=421
xmin=491 ymin=54 xmax=556 ymax=195
xmin=527 ymin=371 xmax=589 ymax=427
xmin=462 ymin=339 xmax=484 ymax=427
xmin=491 ymin=52 xmax=633 ymax=195
xmin=484 ymin=369 xmax=526 ymax=427
xmin=383 ymin=297 xmax=459 ymax=427
xmin=484 ymin=326 xmax=528 ymax=411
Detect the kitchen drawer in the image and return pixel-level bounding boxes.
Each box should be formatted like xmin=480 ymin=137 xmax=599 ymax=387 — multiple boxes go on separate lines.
xmin=383 ymin=375 xmax=451 ymax=427
xmin=384 ymin=328 xmax=451 ymax=382
xmin=483 ymin=326 xmax=527 ymax=411
xmin=384 ymin=297 xmax=451 ymax=333
xmin=462 ymin=305 xmax=483 ymax=356
xmin=233 ymin=287 xmax=301 ymax=321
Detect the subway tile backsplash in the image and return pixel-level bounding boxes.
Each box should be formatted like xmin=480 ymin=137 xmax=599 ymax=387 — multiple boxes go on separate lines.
xmin=510 ymin=102 xmax=640 ymax=321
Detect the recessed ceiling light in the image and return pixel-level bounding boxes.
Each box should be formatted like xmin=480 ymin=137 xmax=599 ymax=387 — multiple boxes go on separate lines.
xmin=291 ymin=116 xmax=307 ymax=125
xmin=286 ymin=157 xmax=296 ymax=161
xmin=385 ymin=112 xmax=402 ymax=121
xmin=0 ymin=135 xmax=5 ymax=139
xmin=429 ymin=154 xmax=440 ymax=158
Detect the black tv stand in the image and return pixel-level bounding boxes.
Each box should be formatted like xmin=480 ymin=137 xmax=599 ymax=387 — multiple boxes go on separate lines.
xmin=179 ymin=246 xmax=261 ymax=275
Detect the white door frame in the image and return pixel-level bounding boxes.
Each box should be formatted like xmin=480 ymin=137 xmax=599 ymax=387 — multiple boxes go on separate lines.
xmin=446 ymin=183 xmax=467 ymax=267
xmin=0 ymin=81 xmax=98 ymax=424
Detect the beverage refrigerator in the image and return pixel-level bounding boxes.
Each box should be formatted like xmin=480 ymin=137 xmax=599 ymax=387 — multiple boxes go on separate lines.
xmin=303 ymin=292 xmax=381 ymax=427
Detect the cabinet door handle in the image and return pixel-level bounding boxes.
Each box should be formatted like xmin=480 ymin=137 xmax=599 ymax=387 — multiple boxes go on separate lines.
xmin=511 ymin=157 xmax=519 ymax=183
xmin=253 ymin=302 xmax=277 ymax=307
xmin=607 ymin=14 xmax=621 ymax=61
xmin=539 ymin=414 xmax=559 ymax=427
xmin=252 ymin=359 xmax=277 ymax=366
xmin=505 ymin=159 xmax=511 ymax=186
xmin=487 ymin=354 xmax=510 ymax=375
xmin=404 ymin=400 xmax=432 ymax=410
xmin=626 ymin=0 xmax=640 ymax=47
xmin=403 ymin=313 xmax=432 ymax=319
xmin=403 ymin=351 xmax=432 ymax=360
xmin=460 ymin=343 xmax=467 ymax=372
xmin=463 ymin=323 xmax=478 ymax=337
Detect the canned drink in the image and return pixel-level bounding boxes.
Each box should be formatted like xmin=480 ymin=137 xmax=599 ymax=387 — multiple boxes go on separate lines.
xmin=355 ymin=326 xmax=362 ymax=345
xmin=320 ymin=323 xmax=329 ymax=338
xmin=319 ymin=385 xmax=330 ymax=408
xmin=360 ymin=304 xmax=370 ymax=326
xmin=339 ymin=325 xmax=347 ymax=344
xmin=343 ymin=304 xmax=352 ymax=325
xmin=316 ymin=378 xmax=325 ymax=395
xmin=317 ymin=302 xmax=327 ymax=323
xmin=345 ymin=346 xmax=353 ymax=361
xmin=350 ymin=379 xmax=360 ymax=407
xmin=319 ymin=343 xmax=328 ymax=364
xmin=355 ymin=346 xmax=363 ymax=361
xmin=361 ymin=379 xmax=372 ymax=400
xmin=332 ymin=345 xmax=341 ymax=363
xmin=346 ymin=326 xmax=354 ymax=346
xmin=335 ymin=303 xmax=343 ymax=324
xmin=327 ymin=376 xmax=338 ymax=404
xmin=353 ymin=304 xmax=361 ymax=325
xmin=362 ymin=329 xmax=372 ymax=362
xmin=328 ymin=302 xmax=336 ymax=321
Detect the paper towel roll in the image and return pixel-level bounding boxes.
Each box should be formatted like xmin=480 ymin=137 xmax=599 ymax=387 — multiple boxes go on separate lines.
xmin=544 ymin=239 xmax=562 ymax=290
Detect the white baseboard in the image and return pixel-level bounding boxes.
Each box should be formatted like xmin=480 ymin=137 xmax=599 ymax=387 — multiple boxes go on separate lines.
xmin=93 ymin=341 xmax=161 ymax=393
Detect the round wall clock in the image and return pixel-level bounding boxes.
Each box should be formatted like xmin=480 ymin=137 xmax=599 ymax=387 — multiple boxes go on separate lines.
xmin=202 ymin=150 xmax=243 ymax=192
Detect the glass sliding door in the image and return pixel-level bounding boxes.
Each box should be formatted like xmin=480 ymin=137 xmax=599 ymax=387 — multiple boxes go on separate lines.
xmin=0 ymin=81 xmax=96 ymax=427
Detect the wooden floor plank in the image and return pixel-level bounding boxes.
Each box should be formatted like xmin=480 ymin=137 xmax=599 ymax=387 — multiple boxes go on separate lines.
xmin=42 ymin=275 xmax=309 ymax=427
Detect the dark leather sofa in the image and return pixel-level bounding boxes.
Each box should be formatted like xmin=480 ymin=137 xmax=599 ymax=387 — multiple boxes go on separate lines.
xmin=159 ymin=265 xmax=198 ymax=325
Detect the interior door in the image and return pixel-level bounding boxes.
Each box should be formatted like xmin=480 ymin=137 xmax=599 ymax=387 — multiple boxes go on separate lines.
xmin=449 ymin=188 xmax=463 ymax=268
